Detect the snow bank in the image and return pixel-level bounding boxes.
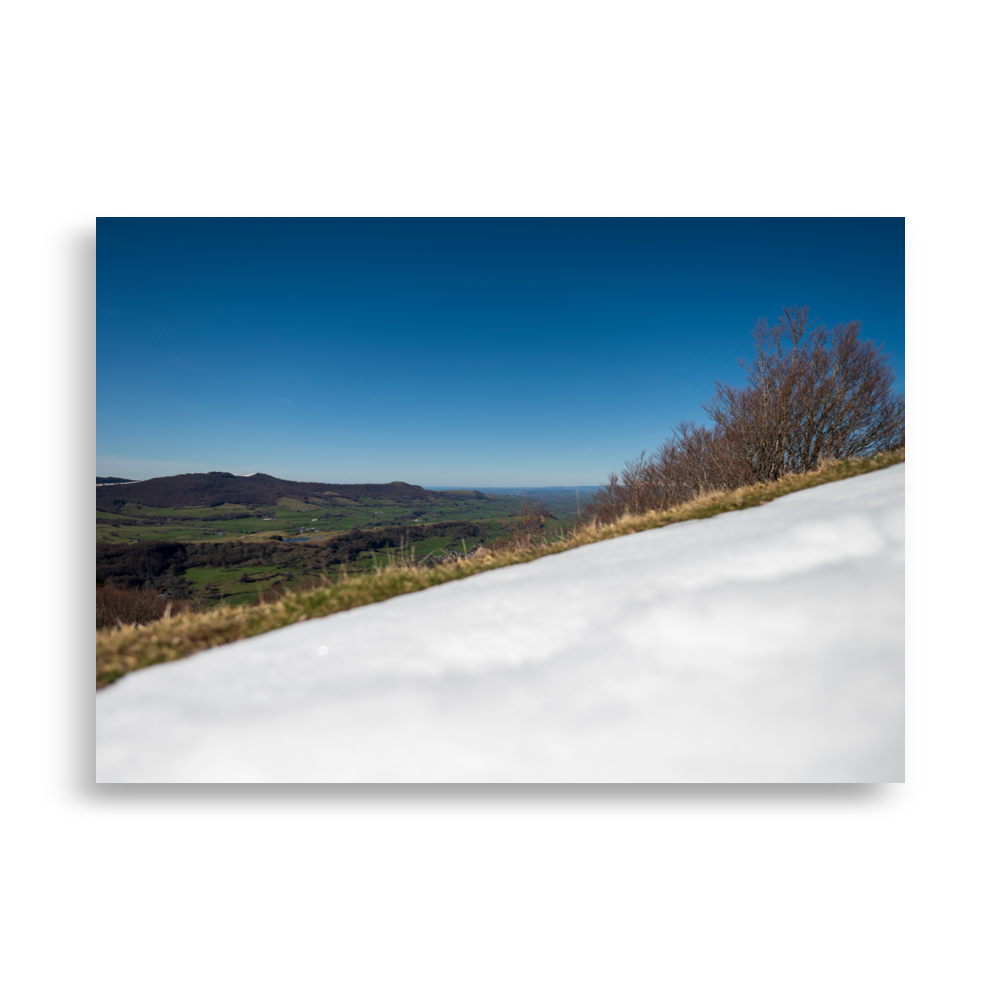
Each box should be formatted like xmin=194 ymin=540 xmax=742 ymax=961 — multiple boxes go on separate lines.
xmin=97 ymin=466 xmax=904 ymax=783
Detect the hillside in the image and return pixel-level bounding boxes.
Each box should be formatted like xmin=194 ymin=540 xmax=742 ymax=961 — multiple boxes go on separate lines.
xmin=96 ymin=470 xmax=488 ymax=513
xmin=97 ymin=463 xmax=904 ymax=783
xmin=95 ymin=471 xmax=554 ymax=601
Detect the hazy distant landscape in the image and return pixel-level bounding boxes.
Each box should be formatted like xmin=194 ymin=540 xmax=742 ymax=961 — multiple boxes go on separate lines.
xmin=96 ymin=471 xmax=600 ymax=607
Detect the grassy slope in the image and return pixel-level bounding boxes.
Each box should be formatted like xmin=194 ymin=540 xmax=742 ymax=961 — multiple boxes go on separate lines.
xmin=96 ymin=450 xmax=904 ymax=688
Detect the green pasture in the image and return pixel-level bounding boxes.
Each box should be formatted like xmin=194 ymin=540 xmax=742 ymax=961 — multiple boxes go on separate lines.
xmin=96 ymin=490 xmax=567 ymax=561
xmin=366 ymin=533 xmax=473 ymax=569
xmin=183 ymin=563 xmax=293 ymax=607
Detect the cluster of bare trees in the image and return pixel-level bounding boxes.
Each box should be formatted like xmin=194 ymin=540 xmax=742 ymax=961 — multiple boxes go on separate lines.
xmin=583 ymin=307 xmax=905 ymax=525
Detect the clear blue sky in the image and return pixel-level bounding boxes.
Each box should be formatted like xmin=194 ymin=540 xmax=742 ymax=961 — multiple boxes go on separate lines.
xmin=97 ymin=218 xmax=904 ymax=487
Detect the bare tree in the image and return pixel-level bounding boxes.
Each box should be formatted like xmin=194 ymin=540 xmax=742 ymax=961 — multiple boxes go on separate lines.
xmin=582 ymin=306 xmax=904 ymax=525
xmin=491 ymin=494 xmax=551 ymax=551
xmin=706 ymin=306 xmax=904 ymax=479
xmin=581 ymin=426 xmax=757 ymax=525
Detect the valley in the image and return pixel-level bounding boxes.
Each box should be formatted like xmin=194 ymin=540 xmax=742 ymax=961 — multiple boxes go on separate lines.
xmin=96 ymin=472 xmax=595 ymax=608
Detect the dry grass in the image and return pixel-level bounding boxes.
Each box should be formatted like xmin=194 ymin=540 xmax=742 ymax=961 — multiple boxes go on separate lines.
xmin=96 ymin=584 xmax=191 ymax=630
xmin=96 ymin=449 xmax=903 ymax=688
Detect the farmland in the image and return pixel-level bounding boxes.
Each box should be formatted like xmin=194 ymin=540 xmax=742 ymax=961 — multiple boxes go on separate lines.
xmin=96 ymin=474 xmax=593 ymax=608
xmin=96 ymin=493 xmax=557 ymax=545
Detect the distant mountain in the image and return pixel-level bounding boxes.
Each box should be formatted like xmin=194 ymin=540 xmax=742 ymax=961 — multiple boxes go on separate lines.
xmin=97 ymin=476 xmax=141 ymax=485
xmin=95 ymin=471 xmax=488 ymax=512
xmin=439 ymin=486 xmax=602 ymax=497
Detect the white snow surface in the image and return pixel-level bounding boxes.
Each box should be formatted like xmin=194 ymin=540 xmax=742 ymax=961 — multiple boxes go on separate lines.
xmin=97 ymin=466 xmax=904 ymax=783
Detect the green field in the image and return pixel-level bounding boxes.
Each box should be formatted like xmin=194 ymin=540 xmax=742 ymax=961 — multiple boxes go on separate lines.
xmin=97 ymin=490 xmax=572 ymax=609
xmin=95 ymin=492 xmax=537 ymax=546
xmin=182 ymin=564 xmax=290 ymax=606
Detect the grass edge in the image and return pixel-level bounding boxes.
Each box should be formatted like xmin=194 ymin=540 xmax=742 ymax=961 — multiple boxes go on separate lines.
xmin=96 ymin=449 xmax=904 ymax=688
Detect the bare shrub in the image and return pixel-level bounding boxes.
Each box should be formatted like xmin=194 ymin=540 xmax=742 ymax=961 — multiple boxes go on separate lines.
xmin=254 ymin=579 xmax=294 ymax=605
xmin=584 ymin=306 xmax=904 ymax=525
xmin=97 ymin=584 xmax=190 ymax=630
xmin=706 ymin=306 xmax=905 ymax=480
xmin=583 ymin=425 xmax=757 ymax=525
xmin=490 ymin=494 xmax=551 ymax=551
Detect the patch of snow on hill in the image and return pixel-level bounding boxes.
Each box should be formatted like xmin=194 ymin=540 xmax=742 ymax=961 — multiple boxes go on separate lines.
xmin=97 ymin=465 xmax=905 ymax=783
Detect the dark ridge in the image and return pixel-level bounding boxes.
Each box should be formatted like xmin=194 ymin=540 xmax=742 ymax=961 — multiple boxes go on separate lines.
xmin=436 ymin=489 xmax=491 ymax=500
xmin=95 ymin=471 xmax=471 ymax=512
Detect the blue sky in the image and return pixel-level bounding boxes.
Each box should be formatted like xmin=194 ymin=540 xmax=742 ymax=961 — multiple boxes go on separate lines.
xmin=97 ymin=218 xmax=904 ymax=487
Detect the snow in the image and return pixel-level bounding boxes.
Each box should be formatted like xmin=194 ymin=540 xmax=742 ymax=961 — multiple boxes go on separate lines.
xmin=97 ymin=465 xmax=904 ymax=783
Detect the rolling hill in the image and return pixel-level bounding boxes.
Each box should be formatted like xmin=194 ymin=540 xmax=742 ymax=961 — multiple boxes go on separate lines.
xmin=96 ymin=471 xmax=488 ymax=513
